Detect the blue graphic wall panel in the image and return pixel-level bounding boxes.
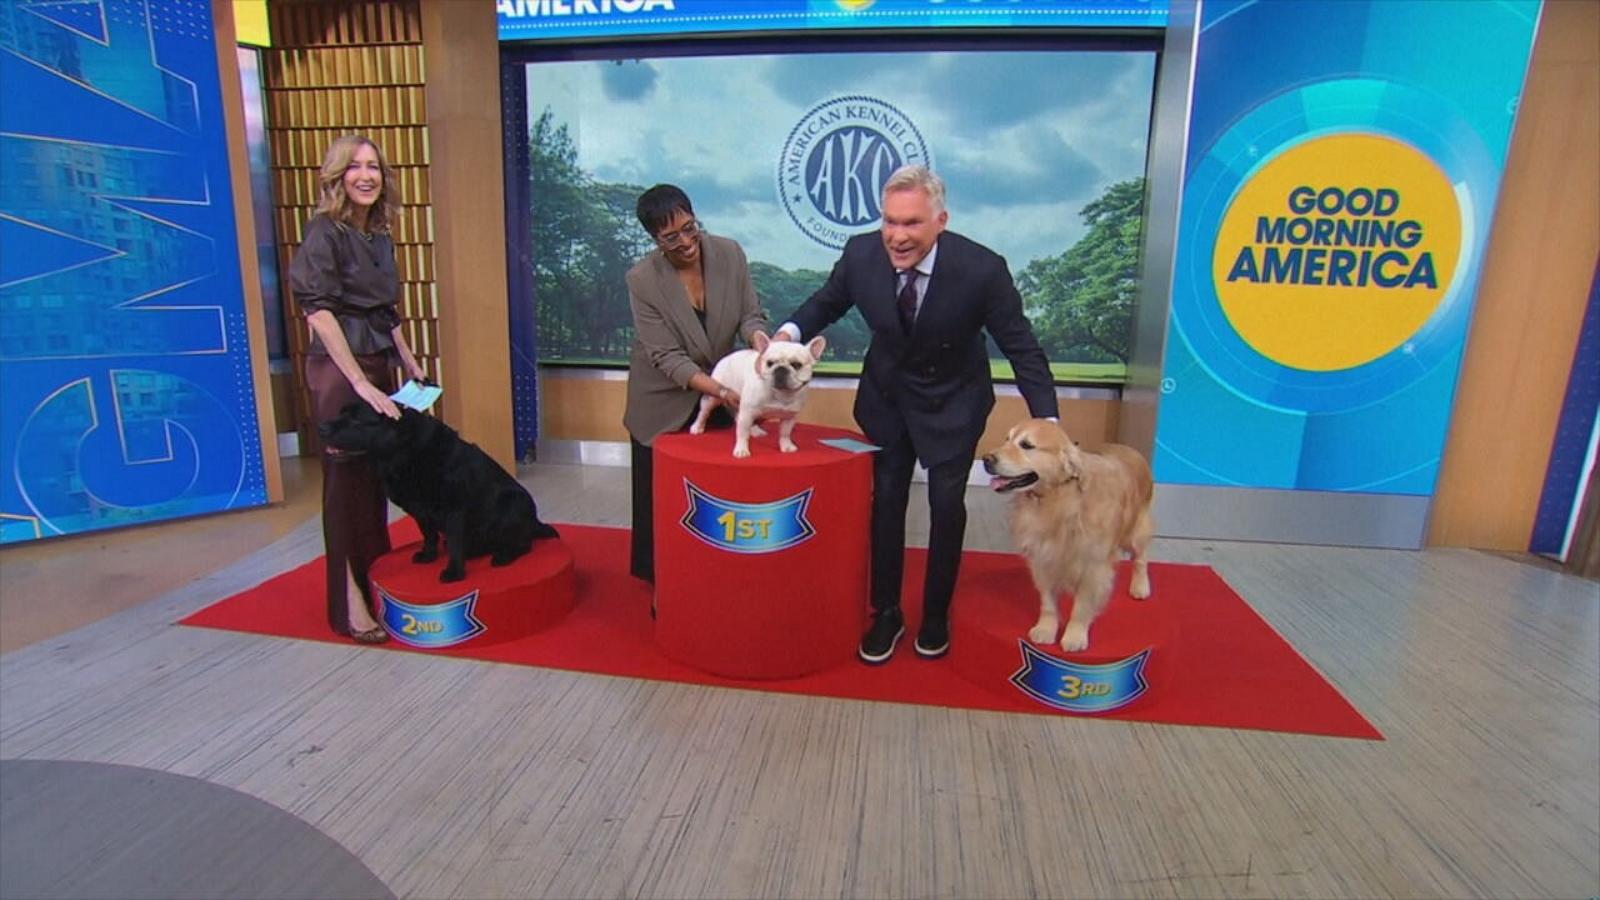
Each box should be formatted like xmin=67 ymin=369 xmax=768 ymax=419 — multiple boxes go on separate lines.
xmin=1 ymin=0 xmax=268 ymax=542
xmin=1152 ymin=0 xmax=1540 ymax=496
xmin=1530 ymin=260 xmax=1600 ymax=555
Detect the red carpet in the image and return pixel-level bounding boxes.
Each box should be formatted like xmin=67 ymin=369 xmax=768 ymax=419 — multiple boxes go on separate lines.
xmin=181 ymin=520 xmax=1381 ymax=739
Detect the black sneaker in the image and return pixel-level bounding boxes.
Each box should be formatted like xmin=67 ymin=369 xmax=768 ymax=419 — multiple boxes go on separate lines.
xmin=915 ymin=618 xmax=949 ymax=659
xmin=858 ymin=608 xmax=905 ymax=665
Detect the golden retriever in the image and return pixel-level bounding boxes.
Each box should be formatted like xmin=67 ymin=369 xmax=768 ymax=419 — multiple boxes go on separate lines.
xmin=980 ymin=419 xmax=1155 ymax=653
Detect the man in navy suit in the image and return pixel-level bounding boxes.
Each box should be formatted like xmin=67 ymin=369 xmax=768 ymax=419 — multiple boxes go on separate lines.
xmin=778 ymin=165 xmax=1059 ymax=664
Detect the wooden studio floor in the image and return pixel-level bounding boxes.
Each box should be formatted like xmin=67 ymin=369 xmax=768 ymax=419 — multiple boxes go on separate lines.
xmin=0 ymin=457 xmax=1595 ymax=899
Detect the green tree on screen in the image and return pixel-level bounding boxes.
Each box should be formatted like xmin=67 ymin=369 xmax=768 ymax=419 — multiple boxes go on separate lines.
xmin=748 ymin=262 xmax=870 ymax=362
xmin=1018 ymin=177 xmax=1146 ymax=364
xmin=527 ymin=110 xmax=585 ymax=355
xmin=582 ymin=181 xmax=652 ymax=357
xmin=528 ymin=109 xmax=650 ymax=359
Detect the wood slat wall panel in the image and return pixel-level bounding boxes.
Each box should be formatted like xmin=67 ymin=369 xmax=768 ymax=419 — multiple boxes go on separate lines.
xmin=269 ymin=128 xmax=431 ymax=169
xmin=264 ymin=1 xmax=439 ymax=449
xmin=269 ymin=1 xmax=422 ymax=47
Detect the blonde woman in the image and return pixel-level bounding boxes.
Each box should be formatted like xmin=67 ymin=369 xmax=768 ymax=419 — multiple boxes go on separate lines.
xmin=289 ymin=135 xmax=427 ymax=643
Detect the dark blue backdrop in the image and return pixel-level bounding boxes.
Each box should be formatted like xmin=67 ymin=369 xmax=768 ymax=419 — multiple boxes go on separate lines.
xmin=1 ymin=0 xmax=268 ymax=542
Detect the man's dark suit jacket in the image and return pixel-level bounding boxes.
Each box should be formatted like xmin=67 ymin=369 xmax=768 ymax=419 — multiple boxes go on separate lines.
xmin=788 ymin=230 xmax=1059 ymax=468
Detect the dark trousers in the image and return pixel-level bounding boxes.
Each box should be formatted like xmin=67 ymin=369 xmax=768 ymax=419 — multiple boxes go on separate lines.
xmin=870 ymin=428 xmax=973 ymax=624
xmin=630 ymin=405 xmax=732 ymax=583
xmin=629 ymin=435 xmax=655 ymax=582
xmin=306 ymin=354 xmax=396 ymax=634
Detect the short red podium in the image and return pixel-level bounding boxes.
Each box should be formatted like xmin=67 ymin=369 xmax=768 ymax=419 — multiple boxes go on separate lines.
xmin=653 ymin=423 xmax=872 ymax=679
xmin=369 ymin=536 xmax=576 ymax=649
xmin=950 ymin=563 xmax=1177 ymax=714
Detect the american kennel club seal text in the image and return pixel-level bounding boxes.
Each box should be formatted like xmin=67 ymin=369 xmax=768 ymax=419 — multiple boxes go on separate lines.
xmin=778 ymin=96 xmax=932 ymax=250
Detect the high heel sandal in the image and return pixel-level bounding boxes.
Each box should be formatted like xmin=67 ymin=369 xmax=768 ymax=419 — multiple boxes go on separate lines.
xmin=348 ymin=624 xmax=389 ymax=644
xmin=345 ymin=574 xmax=388 ymax=643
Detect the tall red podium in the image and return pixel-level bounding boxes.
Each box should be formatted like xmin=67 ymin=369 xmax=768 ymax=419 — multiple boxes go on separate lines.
xmin=652 ymin=423 xmax=872 ymax=679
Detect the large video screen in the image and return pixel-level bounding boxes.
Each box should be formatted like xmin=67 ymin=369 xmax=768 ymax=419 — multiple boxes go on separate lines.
xmin=1 ymin=0 xmax=269 ymax=543
xmin=520 ymin=45 xmax=1157 ymax=383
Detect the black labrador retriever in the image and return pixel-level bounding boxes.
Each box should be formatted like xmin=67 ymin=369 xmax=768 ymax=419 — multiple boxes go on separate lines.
xmin=319 ymin=403 xmax=559 ymax=582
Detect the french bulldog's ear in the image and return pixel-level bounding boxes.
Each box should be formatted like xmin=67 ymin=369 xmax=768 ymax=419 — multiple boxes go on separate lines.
xmin=752 ymin=330 xmax=771 ymax=353
xmin=806 ymin=335 xmax=827 ymax=361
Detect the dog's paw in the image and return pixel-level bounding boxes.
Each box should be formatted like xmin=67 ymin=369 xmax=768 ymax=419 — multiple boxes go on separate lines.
xmin=750 ymin=424 xmax=767 ymax=437
xmin=1027 ymin=622 xmax=1058 ymax=644
xmin=689 ymin=421 xmax=706 ymax=435
xmin=1060 ymin=624 xmax=1090 ymax=653
xmin=1129 ymin=576 xmax=1151 ymax=600
xmin=780 ymin=439 xmax=798 ymax=453
xmin=412 ymin=548 xmax=439 ymax=564
xmin=732 ymin=444 xmax=751 ymax=459
xmin=439 ymin=567 xmax=466 ymax=583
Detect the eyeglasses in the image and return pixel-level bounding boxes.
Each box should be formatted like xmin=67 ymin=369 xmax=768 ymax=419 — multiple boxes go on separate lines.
xmin=655 ymin=219 xmax=702 ymax=247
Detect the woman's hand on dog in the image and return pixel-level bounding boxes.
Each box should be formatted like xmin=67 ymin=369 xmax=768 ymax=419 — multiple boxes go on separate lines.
xmin=355 ymin=379 xmax=402 ymax=419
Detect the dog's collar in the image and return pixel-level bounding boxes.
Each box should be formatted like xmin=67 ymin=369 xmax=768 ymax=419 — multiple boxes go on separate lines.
xmin=1018 ymin=472 xmax=1081 ymax=498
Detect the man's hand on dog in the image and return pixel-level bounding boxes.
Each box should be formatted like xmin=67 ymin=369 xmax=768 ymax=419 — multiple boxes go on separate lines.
xmin=355 ymin=380 xmax=402 ymax=419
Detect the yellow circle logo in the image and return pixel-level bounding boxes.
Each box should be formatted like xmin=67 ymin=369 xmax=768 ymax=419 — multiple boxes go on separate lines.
xmin=1212 ymin=133 xmax=1461 ymax=371
xmin=836 ymin=0 xmax=876 ymax=9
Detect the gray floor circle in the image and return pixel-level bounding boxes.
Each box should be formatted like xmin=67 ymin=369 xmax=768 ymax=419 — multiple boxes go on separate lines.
xmin=1 ymin=759 xmax=394 ymax=900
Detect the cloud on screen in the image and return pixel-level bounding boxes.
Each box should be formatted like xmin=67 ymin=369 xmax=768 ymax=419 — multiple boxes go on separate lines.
xmin=599 ymin=59 xmax=659 ymax=102
xmin=525 ymin=48 xmax=1154 ymax=271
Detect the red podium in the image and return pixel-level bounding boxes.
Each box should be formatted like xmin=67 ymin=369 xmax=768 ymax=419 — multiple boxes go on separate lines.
xmin=369 ymin=537 xmax=577 ymax=649
xmin=950 ymin=564 xmax=1177 ymax=714
xmin=653 ymin=423 xmax=872 ymax=679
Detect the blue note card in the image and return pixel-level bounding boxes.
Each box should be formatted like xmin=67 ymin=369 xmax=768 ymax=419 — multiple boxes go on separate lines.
xmin=819 ymin=437 xmax=880 ymax=454
xmin=391 ymin=380 xmax=443 ymax=412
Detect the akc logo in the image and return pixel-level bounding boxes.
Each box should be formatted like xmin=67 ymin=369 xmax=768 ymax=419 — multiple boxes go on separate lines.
xmin=777 ymin=95 xmax=931 ymax=250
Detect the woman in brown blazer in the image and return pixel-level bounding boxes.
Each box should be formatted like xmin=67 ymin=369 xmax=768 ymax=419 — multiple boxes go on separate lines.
xmin=625 ymin=184 xmax=768 ymax=583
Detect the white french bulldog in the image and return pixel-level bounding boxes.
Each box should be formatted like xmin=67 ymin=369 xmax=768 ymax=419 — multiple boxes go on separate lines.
xmin=691 ymin=330 xmax=827 ymax=458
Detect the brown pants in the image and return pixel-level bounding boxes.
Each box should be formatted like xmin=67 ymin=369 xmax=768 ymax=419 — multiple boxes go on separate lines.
xmin=306 ymin=354 xmax=396 ymax=634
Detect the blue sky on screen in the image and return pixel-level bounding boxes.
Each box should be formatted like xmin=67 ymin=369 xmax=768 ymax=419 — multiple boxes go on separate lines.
xmin=525 ymin=50 xmax=1155 ymax=271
